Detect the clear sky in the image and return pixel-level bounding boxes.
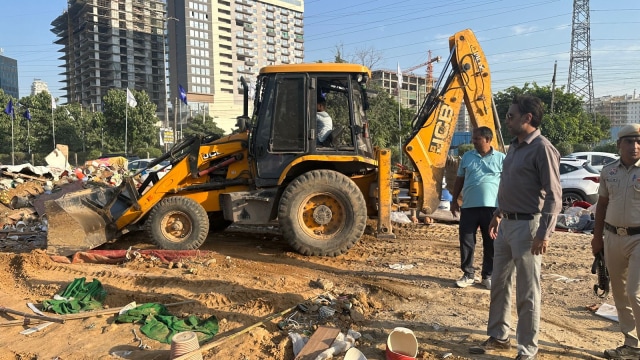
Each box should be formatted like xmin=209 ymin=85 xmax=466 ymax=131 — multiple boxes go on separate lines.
xmin=1 ymin=0 xmax=639 ymax=102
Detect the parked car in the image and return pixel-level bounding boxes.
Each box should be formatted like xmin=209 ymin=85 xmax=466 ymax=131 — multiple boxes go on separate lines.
xmin=559 ymin=158 xmax=600 ymax=210
xmin=563 ymin=151 xmax=619 ymax=172
xmin=128 ymin=158 xmax=172 ymax=180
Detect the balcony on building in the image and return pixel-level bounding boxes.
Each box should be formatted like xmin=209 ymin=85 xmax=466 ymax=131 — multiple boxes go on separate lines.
xmin=236 ymin=5 xmax=251 ymax=15
xmin=237 ymin=66 xmax=253 ymax=74
xmin=281 ymin=17 xmax=289 ymax=24
xmin=294 ymin=35 xmax=303 ymax=43
xmin=281 ymin=9 xmax=289 ymax=16
xmin=235 ymin=14 xmax=252 ymax=23
xmin=294 ymin=27 xmax=304 ymax=35
xmin=266 ymin=13 xmax=274 ymax=20
xmin=267 ymin=29 xmax=276 ymax=36
xmin=294 ymin=12 xmax=303 ymax=19
xmin=281 ymin=58 xmax=290 ymax=64
xmin=282 ymin=33 xmax=289 ymax=40
xmin=244 ymin=24 xmax=254 ymax=32
xmin=266 ymin=21 xmax=275 ymax=29
xmin=267 ymin=47 xmax=276 ymax=53
xmin=237 ymin=40 xmax=255 ymax=49
xmin=245 ymin=59 xmax=256 ymax=67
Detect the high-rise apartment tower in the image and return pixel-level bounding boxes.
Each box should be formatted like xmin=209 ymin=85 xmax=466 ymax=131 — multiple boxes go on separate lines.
xmin=52 ymin=0 xmax=167 ymax=115
xmin=167 ymin=0 xmax=304 ymax=132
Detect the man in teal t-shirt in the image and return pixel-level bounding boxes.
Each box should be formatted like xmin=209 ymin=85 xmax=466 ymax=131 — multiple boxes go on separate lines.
xmin=451 ymin=126 xmax=505 ymax=289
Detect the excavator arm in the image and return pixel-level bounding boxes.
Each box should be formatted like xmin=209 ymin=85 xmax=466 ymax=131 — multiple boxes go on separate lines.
xmin=404 ymin=29 xmax=504 ymax=215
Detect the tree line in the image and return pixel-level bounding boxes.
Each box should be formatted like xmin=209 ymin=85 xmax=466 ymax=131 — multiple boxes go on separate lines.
xmin=0 ymin=80 xmax=613 ymax=167
xmin=0 ymin=89 xmax=224 ymax=166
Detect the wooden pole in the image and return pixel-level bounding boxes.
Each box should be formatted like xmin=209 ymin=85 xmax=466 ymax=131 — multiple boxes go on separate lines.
xmin=173 ymin=294 xmax=325 ymax=360
xmin=0 ymin=306 xmax=65 ymax=324
xmin=0 ymin=300 xmax=195 ymax=327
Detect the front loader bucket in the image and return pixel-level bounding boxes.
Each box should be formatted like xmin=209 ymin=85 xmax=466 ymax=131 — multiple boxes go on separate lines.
xmin=45 ymin=186 xmax=126 ymax=256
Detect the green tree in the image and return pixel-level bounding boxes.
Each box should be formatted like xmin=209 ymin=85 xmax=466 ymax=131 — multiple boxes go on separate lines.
xmin=493 ymin=83 xmax=610 ymax=147
xmin=102 ymin=89 xmax=159 ymax=155
xmin=183 ymin=113 xmax=226 ymax=139
xmin=365 ymin=82 xmax=414 ymax=164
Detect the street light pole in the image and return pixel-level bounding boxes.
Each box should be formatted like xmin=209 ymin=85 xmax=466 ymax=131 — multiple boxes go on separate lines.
xmin=163 ymin=16 xmax=179 ymax=149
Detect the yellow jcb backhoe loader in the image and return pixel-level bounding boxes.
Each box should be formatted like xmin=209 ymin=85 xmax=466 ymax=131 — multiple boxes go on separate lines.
xmin=45 ymin=29 xmax=503 ymax=256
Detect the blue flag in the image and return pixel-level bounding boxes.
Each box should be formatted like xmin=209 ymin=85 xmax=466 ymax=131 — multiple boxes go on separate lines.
xmin=4 ymin=99 xmax=13 ymax=116
xmin=178 ymin=84 xmax=188 ymax=105
xmin=23 ymin=108 xmax=31 ymax=121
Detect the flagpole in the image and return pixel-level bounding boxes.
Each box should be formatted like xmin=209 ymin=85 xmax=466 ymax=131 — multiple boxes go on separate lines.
xmin=125 ymin=101 xmax=128 ymax=155
xmin=52 ymin=106 xmax=56 ymax=148
xmin=398 ymin=93 xmax=402 ymax=165
xmin=396 ymin=62 xmax=403 ymax=165
xmin=27 ymin=119 xmax=30 ymax=154
xmin=10 ymin=110 xmax=14 ymax=165
xmin=179 ymin=101 xmax=182 ymax=140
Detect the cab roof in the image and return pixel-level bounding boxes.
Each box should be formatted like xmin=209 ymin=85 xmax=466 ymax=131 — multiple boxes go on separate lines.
xmin=259 ymin=63 xmax=371 ymax=77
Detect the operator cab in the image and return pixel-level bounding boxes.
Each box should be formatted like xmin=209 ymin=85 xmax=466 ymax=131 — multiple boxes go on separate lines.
xmin=249 ymin=64 xmax=374 ymax=186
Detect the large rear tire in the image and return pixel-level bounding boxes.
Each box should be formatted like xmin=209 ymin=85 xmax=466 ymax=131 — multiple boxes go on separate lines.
xmin=278 ymin=170 xmax=367 ymax=256
xmin=146 ymin=197 xmax=209 ymax=250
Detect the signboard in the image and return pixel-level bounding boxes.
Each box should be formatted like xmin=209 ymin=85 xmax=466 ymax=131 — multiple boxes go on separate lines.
xmin=159 ymin=128 xmax=174 ymax=146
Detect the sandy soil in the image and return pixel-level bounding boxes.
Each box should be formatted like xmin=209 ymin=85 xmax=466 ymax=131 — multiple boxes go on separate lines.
xmin=0 ymin=221 xmax=617 ymax=360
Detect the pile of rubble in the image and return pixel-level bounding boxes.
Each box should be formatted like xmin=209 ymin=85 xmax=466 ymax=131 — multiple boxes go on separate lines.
xmin=0 ymin=147 xmax=133 ymax=252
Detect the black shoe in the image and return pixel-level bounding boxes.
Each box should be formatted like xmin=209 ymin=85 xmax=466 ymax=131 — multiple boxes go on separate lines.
xmin=604 ymin=345 xmax=640 ymax=360
xmin=469 ymin=336 xmax=511 ymax=354
xmin=515 ymin=354 xmax=537 ymax=360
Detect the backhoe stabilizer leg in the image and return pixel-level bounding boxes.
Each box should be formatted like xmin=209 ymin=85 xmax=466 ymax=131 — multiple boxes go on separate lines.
xmin=376 ymin=148 xmax=396 ymax=239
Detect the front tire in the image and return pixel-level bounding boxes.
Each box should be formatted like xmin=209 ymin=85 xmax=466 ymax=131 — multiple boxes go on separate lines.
xmin=278 ymin=170 xmax=367 ymax=256
xmin=145 ymin=197 xmax=209 ymax=250
xmin=562 ymin=191 xmax=584 ymax=211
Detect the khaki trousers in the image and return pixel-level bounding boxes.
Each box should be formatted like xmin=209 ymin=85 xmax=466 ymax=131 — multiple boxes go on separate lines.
xmin=487 ymin=216 xmax=542 ymax=356
xmin=605 ymin=230 xmax=640 ymax=347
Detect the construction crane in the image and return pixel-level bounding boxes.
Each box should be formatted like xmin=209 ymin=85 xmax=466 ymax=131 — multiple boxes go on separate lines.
xmin=403 ymin=50 xmax=441 ymax=92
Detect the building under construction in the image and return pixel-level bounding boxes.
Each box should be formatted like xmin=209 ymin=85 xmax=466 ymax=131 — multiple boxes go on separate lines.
xmin=51 ymin=0 xmax=166 ymax=115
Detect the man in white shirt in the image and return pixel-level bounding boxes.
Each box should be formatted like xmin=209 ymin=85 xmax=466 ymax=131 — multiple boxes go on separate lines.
xmin=317 ymin=97 xmax=333 ymax=145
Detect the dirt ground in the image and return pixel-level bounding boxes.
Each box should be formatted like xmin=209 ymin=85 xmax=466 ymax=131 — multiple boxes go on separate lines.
xmin=0 ymin=220 xmax=620 ymax=360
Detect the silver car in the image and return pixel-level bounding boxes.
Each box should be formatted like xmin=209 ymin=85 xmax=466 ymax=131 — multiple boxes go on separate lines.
xmin=563 ymin=151 xmax=618 ymax=172
xmin=559 ymin=158 xmax=600 ymax=210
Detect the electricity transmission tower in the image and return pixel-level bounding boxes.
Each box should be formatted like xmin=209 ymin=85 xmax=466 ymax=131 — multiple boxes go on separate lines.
xmin=567 ymin=0 xmax=595 ymax=115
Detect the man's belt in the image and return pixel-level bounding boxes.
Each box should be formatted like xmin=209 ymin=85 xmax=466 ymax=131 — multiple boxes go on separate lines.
xmin=604 ymin=222 xmax=640 ymax=236
xmin=502 ymin=212 xmax=536 ymax=221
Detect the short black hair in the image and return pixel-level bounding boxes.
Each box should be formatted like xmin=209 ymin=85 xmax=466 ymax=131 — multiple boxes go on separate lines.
xmin=512 ymin=95 xmax=544 ymax=128
xmin=474 ymin=126 xmax=494 ymax=141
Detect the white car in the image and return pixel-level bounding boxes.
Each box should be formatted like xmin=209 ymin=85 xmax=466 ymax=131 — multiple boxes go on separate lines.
xmin=129 ymin=158 xmax=172 ymax=181
xmin=559 ymin=158 xmax=600 ymax=210
xmin=563 ymin=151 xmax=618 ymax=172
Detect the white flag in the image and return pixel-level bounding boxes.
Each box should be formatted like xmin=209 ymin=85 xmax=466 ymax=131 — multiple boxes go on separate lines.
xmin=126 ymin=88 xmax=137 ymax=108
xmin=397 ymin=62 xmax=403 ymax=91
xmin=51 ymin=96 xmax=56 ymax=110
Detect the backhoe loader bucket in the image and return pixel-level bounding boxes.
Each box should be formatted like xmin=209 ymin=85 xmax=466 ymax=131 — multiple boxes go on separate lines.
xmin=45 ymin=185 xmax=133 ymax=256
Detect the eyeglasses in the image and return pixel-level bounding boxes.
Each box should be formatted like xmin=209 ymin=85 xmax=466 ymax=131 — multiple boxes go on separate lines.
xmin=505 ymin=112 xmax=530 ymax=121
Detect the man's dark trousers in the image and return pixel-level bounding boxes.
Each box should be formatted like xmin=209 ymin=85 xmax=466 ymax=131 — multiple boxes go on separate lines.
xmin=459 ymin=207 xmax=496 ymax=279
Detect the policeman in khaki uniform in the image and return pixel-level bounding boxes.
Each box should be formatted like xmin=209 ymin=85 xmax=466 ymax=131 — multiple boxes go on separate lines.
xmin=592 ymin=123 xmax=640 ymax=360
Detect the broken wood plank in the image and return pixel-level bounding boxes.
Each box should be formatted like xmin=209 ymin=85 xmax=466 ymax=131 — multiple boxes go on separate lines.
xmin=294 ymin=326 xmax=341 ymax=360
